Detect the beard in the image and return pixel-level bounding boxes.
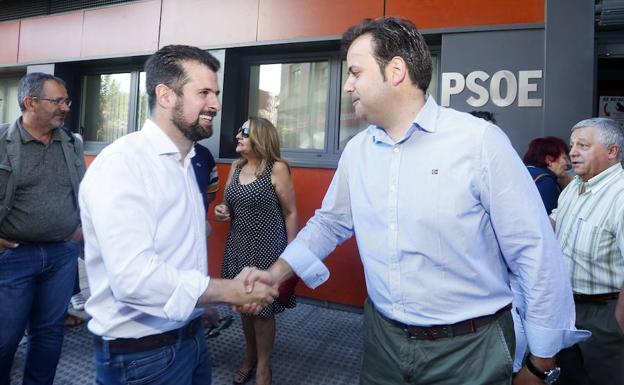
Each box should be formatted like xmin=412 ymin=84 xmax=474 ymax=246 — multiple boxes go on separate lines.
xmin=171 ymin=99 xmax=214 ymax=142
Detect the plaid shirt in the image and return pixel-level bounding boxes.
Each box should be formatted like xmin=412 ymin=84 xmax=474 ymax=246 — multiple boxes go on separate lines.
xmin=551 ymin=163 xmax=624 ymax=294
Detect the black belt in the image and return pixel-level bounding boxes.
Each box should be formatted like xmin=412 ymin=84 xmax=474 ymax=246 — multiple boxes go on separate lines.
xmin=573 ymin=292 xmax=619 ymax=304
xmin=93 ymin=317 xmax=202 ymax=353
xmin=384 ymin=303 xmax=512 ymax=341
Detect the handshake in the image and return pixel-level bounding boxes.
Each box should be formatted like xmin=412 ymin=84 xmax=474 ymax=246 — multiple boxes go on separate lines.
xmin=200 ymin=260 xmax=294 ymax=315
xmin=198 ymin=266 xmax=285 ymax=315
xmin=231 ymin=266 xmax=281 ymax=314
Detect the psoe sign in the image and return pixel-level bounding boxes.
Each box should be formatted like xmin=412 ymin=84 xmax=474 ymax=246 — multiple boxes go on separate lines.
xmin=441 ymin=70 xmax=543 ymax=108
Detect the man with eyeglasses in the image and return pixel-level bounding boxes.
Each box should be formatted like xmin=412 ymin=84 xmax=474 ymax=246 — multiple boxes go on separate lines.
xmin=0 ymin=72 xmax=85 ymax=385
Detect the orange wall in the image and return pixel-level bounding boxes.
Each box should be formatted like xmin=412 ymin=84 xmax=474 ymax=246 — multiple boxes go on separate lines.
xmin=208 ymin=163 xmax=367 ymax=307
xmin=1 ymin=0 xmax=545 ymax=65
xmin=386 ymin=0 xmax=544 ymax=29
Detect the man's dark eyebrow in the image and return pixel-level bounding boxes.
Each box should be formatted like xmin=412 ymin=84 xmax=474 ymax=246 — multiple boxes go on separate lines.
xmin=200 ymin=87 xmax=221 ymax=96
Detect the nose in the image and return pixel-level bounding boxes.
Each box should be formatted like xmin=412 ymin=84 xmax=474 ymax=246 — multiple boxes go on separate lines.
xmin=207 ymin=93 xmax=221 ymax=112
xmin=60 ymin=101 xmax=70 ymax=112
xmin=343 ymin=75 xmax=354 ymax=93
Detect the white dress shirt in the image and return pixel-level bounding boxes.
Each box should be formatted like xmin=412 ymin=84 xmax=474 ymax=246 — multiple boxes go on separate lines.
xmin=79 ymin=119 xmax=209 ymax=339
xmin=282 ymin=97 xmax=588 ymax=358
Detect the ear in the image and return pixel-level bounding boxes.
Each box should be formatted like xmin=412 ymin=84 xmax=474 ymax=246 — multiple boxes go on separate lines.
xmin=386 ymin=56 xmax=407 ymax=87
xmin=607 ymin=144 xmax=620 ymax=160
xmin=155 ymin=84 xmax=175 ymax=110
xmin=544 ymin=155 xmax=555 ymax=165
xmin=22 ymin=96 xmax=37 ymax=112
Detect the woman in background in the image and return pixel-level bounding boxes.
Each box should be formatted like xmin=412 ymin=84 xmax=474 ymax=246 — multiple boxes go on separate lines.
xmin=523 ymin=136 xmax=571 ymax=214
xmin=215 ymin=117 xmax=298 ymax=385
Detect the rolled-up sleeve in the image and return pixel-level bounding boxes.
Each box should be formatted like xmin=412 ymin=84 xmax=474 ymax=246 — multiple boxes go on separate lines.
xmin=80 ymin=151 xmax=209 ymax=321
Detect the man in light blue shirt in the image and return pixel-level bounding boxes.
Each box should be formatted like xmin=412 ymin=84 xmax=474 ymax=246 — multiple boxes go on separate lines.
xmin=243 ymin=17 xmax=587 ymax=384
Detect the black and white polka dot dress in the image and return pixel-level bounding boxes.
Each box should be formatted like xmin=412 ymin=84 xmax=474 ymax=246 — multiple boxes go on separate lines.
xmin=221 ymin=161 xmax=296 ymax=317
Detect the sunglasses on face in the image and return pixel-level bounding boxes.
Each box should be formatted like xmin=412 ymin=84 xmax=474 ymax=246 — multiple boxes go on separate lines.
xmin=237 ymin=126 xmax=250 ymax=138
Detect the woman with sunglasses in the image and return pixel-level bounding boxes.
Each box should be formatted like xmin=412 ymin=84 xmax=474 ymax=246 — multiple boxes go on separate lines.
xmin=215 ymin=117 xmax=298 ymax=385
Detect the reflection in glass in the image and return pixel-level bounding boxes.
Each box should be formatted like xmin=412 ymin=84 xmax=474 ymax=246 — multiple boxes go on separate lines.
xmin=339 ymin=61 xmax=368 ymax=152
xmin=0 ymin=77 xmax=20 ymax=125
xmin=248 ymin=62 xmax=329 ymax=150
xmin=81 ymin=73 xmax=131 ymax=142
xmin=137 ymin=72 xmax=149 ymax=129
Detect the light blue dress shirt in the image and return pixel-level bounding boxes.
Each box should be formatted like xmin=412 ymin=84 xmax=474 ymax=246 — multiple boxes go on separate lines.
xmin=282 ymin=97 xmax=588 ymax=358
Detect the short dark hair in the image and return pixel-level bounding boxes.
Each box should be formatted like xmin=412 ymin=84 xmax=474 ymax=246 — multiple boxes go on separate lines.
xmin=144 ymin=45 xmax=220 ymax=112
xmin=469 ymin=110 xmax=496 ymax=124
xmin=523 ymin=136 xmax=570 ymax=167
xmin=342 ymin=17 xmax=432 ymax=93
xmin=18 ymin=72 xmax=66 ymax=112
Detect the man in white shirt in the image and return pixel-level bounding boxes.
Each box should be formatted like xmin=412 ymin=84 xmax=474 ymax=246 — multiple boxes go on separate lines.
xmin=241 ymin=17 xmax=587 ymax=385
xmin=79 ymin=45 xmax=277 ymax=385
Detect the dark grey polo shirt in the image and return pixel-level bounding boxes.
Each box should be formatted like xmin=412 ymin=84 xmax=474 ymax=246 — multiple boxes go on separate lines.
xmin=0 ymin=122 xmax=80 ymax=242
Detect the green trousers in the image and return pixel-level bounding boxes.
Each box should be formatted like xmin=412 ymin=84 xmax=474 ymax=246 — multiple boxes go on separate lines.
xmin=361 ymin=299 xmax=515 ymax=385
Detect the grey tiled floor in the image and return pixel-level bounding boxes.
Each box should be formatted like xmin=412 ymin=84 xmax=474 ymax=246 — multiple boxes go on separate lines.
xmin=11 ymin=297 xmax=364 ymax=385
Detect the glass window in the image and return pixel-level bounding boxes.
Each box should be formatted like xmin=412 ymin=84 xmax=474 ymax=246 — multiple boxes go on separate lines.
xmin=137 ymin=71 xmax=149 ymax=129
xmin=80 ymin=73 xmax=132 ymax=142
xmin=223 ymin=45 xmax=439 ymax=166
xmin=0 ymin=77 xmax=21 ymax=125
xmin=338 ymin=61 xmax=368 ymax=152
xmin=247 ymin=61 xmax=329 ymax=151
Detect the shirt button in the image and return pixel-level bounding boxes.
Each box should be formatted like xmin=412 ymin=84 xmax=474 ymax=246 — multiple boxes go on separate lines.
xmin=393 ymin=147 xmax=399 ymax=153
xmin=390 ymin=224 xmax=396 ymax=231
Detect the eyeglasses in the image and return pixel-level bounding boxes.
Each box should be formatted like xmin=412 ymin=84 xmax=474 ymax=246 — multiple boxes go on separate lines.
xmin=237 ymin=126 xmax=250 ymax=138
xmin=32 ymin=97 xmax=72 ymax=108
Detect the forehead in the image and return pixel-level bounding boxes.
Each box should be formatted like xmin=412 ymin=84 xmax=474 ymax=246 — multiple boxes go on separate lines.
xmin=181 ymin=61 xmax=219 ymax=90
xmin=43 ymin=80 xmax=67 ymax=97
xmin=347 ymin=34 xmax=374 ymax=64
xmin=571 ymin=126 xmax=597 ymax=142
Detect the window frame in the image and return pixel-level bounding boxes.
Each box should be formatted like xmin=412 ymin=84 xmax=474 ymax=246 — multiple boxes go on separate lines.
xmin=229 ymin=50 xmax=344 ymax=168
xmin=220 ymin=44 xmax=440 ymax=168
xmin=76 ymin=64 xmax=145 ymax=154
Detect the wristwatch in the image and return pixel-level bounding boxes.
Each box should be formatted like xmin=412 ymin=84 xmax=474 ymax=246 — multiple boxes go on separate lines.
xmin=526 ymin=357 xmax=561 ymax=384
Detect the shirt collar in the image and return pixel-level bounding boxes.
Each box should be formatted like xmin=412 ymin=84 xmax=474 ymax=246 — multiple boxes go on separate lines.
xmin=141 ymin=119 xmax=196 ymax=162
xmin=574 ymin=163 xmax=624 ymax=194
xmin=368 ymin=96 xmax=439 ymax=145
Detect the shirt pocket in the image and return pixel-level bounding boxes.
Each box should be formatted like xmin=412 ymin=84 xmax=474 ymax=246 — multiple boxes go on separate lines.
xmin=572 ymin=218 xmax=603 ymax=260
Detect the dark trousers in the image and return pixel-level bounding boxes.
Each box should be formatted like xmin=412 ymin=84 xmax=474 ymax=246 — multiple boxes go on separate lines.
xmin=557 ymin=300 xmax=624 ymax=385
xmin=0 ymin=241 xmax=79 ymax=385
xmin=361 ymin=299 xmax=515 ymax=385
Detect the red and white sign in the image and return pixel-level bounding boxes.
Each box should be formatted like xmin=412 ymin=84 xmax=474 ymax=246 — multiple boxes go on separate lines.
xmin=599 ymin=96 xmax=624 ymax=125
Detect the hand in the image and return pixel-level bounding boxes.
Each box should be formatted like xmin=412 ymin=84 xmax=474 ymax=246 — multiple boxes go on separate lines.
xmin=513 ymin=367 xmax=545 ymax=385
xmin=200 ymin=304 xmax=220 ymax=329
xmin=239 ymin=266 xmax=279 ymax=293
xmin=64 ymin=225 xmax=83 ymax=242
xmin=514 ymin=356 xmax=556 ymax=385
xmin=231 ymin=267 xmax=279 ymax=315
xmin=0 ymin=237 xmax=19 ymax=249
xmin=615 ymin=290 xmax=624 ymax=334
xmin=214 ymin=203 xmax=230 ymax=221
